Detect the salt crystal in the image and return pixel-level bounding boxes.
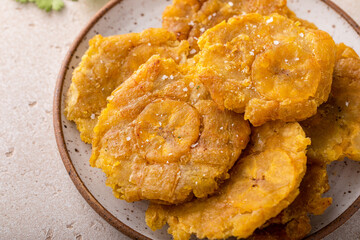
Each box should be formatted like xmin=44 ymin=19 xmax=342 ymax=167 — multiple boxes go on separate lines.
xmin=90 ymin=114 xmax=95 ymax=119
xmin=183 ymin=87 xmax=188 ymax=92
xmin=189 ymin=82 xmax=195 ymax=88
xmin=190 ymin=49 xmax=197 ymax=55
xmin=266 ymin=17 xmax=273 ymax=24
xmin=126 ymin=137 xmax=131 ymax=141
xmin=200 ymin=27 xmax=205 ymax=32
xmin=299 ymin=32 xmax=304 ymax=37
xmin=191 ymin=142 xmax=199 ymax=148
xmin=273 ymin=40 xmax=280 ymax=45
xmin=228 ymin=1 xmax=233 ymax=6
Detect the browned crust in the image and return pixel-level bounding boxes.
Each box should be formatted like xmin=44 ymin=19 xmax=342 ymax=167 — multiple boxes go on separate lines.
xmin=53 ymin=0 xmax=360 ymax=239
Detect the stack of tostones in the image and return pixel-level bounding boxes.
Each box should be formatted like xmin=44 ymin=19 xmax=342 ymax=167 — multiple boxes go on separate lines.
xmin=90 ymin=56 xmax=251 ymax=204
xmin=162 ymin=0 xmax=317 ymax=53
xmin=146 ymin=121 xmax=309 ymax=239
xmin=301 ymin=43 xmax=360 ymax=164
xmin=63 ymin=0 xmax=360 ymax=239
xmin=65 ymin=28 xmax=189 ymax=143
xmin=194 ymin=13 xmax=335 ymax=126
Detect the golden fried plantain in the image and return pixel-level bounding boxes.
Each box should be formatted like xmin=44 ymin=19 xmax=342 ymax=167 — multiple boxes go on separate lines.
xmin=301 ymin=44 xmax=360 ymax=163
xmin=162 ymin=0 xmax=290 ymax=53
xmin=250 ymin=163 xmax=331 ymax=240
xmin=162 ymin=0 xmax=207 ymax=41
xmin=64 ymin=28 xmax=189 ymax=143
xmin=146 ymin=121 xmax=310 ymax=240
xmin=195 ymin=13 xmax=335 ymax=126
xmin=90 ymin=55 xmax=250 ymax=204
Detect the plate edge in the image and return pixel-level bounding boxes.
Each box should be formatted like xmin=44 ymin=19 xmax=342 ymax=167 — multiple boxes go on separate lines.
xmin=52 ymin=0 xmax=152 ymax=239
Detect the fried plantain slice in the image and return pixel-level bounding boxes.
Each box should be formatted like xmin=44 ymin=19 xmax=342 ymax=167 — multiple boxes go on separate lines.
xmin=301 ymin=43 xmax=360 ymax=164
xmin=90 ymin=55 xmax=250 ymax=204
xmin=162 ymin=0 xmax=290 ymax=53
xmin=162 ymin=0 xmax=207 ymax=42
xmin=64 ymin=28 xmax=189 ymax=143
xmin=250 ymin=162 xmax=331 ymax=240
xmin=195 ymin=13 xmax=335 ymax=126
xmin=146 ymin=121 xmax=310 ymax=240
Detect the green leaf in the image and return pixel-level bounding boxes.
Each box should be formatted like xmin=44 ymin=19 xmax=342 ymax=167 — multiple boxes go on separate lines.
xmin=51 ymin=0 xmax=64 ymax=11
xmin=16 ymin=0 xmax=65 ymax=11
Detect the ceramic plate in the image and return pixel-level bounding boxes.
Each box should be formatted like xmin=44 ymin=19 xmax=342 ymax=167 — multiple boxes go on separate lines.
xmin=54 ymin=0 xmax=360 ymax=239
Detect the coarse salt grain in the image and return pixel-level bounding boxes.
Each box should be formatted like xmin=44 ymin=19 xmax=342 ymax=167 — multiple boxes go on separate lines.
xmin=191 ymin=142 xmax=199 ymax=148
xmin=126 ymin=137 xmax=131 ymax=141
xmin=273 ymin=40 xmax=280 ymax=45
xmin=90 ymin=114 xmax=95 ymax=119
xmin=190 ymin=49 xmax=197 ymax=55
xmin=189 ymin=82 xmax=195 ymax=88
xmin=183 ymin=87 xmax=188 ymax=92
xmin=228 ymin=1 xmax=233 ymax=6
xmin=299 ymin=33 xmax=304 ymax=37
xmin=169 ymin=75 xmax=174 ymax=79
xmin=266 ymin=17 xmax=273 ymax=23
xmin=162 ymin=75 xmax=168 ymax=80
xmin=200 ymin=27 xmax=205 ymax=32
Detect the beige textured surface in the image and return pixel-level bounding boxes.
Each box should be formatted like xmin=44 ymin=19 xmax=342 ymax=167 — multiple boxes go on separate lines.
xmin=0 ymin=0 xmax=359 ymax=239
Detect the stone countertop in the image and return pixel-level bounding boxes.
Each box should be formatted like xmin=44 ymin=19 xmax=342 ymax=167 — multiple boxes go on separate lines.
xmin=0 ymin=0 xmax=359 ymax=239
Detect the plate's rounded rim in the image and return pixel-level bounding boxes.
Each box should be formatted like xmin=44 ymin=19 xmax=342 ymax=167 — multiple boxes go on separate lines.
xmin=53 ymin=0 xmax=360 ymax=239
